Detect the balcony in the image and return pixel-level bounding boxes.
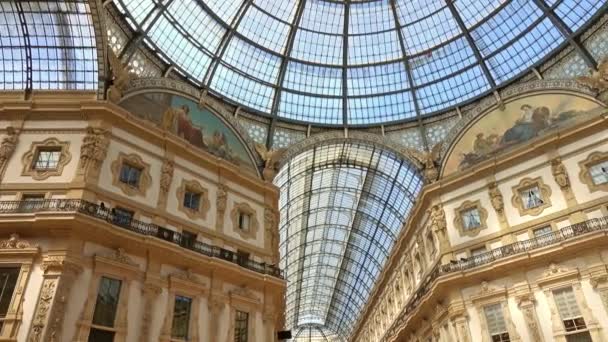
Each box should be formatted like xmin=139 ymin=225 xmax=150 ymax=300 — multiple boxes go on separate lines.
xmin=383 ymin=216 xmax=608 ymax=340
xmin=0 ymin=199 xmax=283 ymax=279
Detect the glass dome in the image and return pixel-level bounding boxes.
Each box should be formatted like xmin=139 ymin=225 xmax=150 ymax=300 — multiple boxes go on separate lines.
xmin=113 ymin=0 xmax=603 ymax=127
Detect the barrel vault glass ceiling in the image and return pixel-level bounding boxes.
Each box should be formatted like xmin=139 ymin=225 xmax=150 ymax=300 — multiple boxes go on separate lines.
xmin=110 ymin=0 xmax=604 ymax=126
xmin=274 ymin=142 xmax=423 ymax=340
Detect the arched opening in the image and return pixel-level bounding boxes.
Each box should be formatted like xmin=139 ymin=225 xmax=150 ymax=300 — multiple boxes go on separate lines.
xmin=274 ymin=141 xmax=423 ymax=341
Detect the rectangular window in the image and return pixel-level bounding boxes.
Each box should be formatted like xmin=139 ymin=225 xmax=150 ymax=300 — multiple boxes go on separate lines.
xmin=483 ymin=303 xmax=510 ymax=342
xmin=171 ymin=295 xmax=192 ymax=340
xmin=589 ymin=160 xmax=608 ymax=185
xmin=521 ymin=186 xmax=544 ymax=209
xmin=0 ymin=268 xmax=20 ymax=330
xmin=238 ymin=212 xmax=251 ymax=231
xmin=235 ymin=310 xmax=249 ymax=342
xmin=118 ymin=163 xmax=142 ymax=188
xmin=33 ymin=148 xmax=61 ymax=170
xmin=183 ymin=191 xmax=201 ymax=211
xmin=533 ymin=226 xmax=553 ymax=237
xmin=89 ymin=277 xmax=122 ymax=341
xmin=553 ymin=287 xmax=587 ymax=332
xmin=112 ymin=207 xmax=134 ymax=227
xmin=461 ymin=208 xmax=481 ymax=230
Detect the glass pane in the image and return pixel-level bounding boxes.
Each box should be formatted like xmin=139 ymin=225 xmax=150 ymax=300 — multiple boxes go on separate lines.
xmin=92 ymin=277 xmax=122 ymax=327
xmin=553 ymin=287 xmax=582 ymax=320
xmin=34 ymin=150 xmax=61 ymax=170
xmin=461 ymin=208 xmax=481 ymax=230
xmin=484 ymin=303 xmax=507 ymax=335
xmin=0 ymin=268 xmax=20 ymax=317
xmin=171 ymin=295 xmax=192 ymax=339
xmin=184 ymin=192 xmax=201 ymax=210
xmin=590 ymin=160 xmax=608 ymax=185
xmin=87 ymin=328 xmax=115 ymax=342
xmin=521 ymin=186 xmax=544 ymax=209
xmin=235 ymin=310 xmax=249 ymax=342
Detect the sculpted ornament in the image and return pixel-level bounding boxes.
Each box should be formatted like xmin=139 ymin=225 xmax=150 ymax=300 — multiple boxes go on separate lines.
xmin=405 ymin=142 xmax=443 ymax=183
xmin=0 ymin=127 xmax=18 ymax=170
xmin=551 ymin=158 xmax=570 ymax=189
xmin=576 ymin=58 xmax=608 ymax=92
xmin=28 ymin=279 xmax=57 ymax=342
xmin=429 ymin=204 xmax=446 ymax=233
xmin=216 ymin=184 xmax=228 ymax=212
xmin=488 ymin=182 xmax=504 ymax=213
xmin=80 ymin=127 xmax=109 ymax=171
xmin=254 ymin=143 xmax=286 ymax=182
xmin=106 ymin=49 xmax=135 ymax=103
xmin=159 ymin=160 xmax=174 ymax=198
xmin=0 ymin=233 xmax=35 ymax=249
xmin=264 ymin=207 xmax=279 ymax=258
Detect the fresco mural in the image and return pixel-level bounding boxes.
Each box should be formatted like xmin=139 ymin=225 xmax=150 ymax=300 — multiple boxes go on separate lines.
xmin=119 ymin=92 xmax=256 ymax=171
xmin=444 ymin=93 xmax=604 ymax=175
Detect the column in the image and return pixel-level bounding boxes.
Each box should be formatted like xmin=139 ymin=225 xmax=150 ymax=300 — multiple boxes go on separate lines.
xmin=27 ymin=253 xmax=82 ymax=342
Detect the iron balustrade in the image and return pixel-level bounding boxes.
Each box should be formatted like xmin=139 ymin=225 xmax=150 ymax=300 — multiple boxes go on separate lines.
xmin=0 ymin=199 xmax=283 ymax=279
xmin=381 ymin=216 xmax=608 ymax=340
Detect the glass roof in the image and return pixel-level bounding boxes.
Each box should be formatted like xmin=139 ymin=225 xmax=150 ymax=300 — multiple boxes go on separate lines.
xmin=0 ymin=0 xmax=98 ymax=91
xmin=275 ymin=142 xmax=422 ymax=341
xmin=111 ymin=0 xmax=603 ymax=126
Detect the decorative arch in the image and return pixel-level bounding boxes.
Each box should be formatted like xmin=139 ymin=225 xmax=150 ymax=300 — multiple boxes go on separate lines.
xmin=440 ymin=80 xmax=605 ymax=177
xmin=118 ymin=82 xmax=263 ymax=176
xmin=278 ymin=130 xmax=424 ymax=170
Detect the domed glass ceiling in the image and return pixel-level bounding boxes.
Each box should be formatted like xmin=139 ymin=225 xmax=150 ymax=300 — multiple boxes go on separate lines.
xmin=113 ymin=0 xmax=603 ymax=126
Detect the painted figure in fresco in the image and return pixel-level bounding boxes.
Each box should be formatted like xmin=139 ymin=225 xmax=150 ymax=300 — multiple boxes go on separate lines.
xmin=176 ymin=105 xmax=205 ymax=148
xmin=473 ymin=133 xmax=499 ymax=156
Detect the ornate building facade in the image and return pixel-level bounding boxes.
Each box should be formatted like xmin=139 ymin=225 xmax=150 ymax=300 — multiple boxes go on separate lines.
xmin=0 ymin=94 xmax=284 ymax=342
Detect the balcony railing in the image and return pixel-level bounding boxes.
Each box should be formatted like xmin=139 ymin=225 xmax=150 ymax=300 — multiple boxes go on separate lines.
xmin=383 ymin=216 xmax=608 ymax=340
xmin=0 ymin=199 xmax=283 ymax=279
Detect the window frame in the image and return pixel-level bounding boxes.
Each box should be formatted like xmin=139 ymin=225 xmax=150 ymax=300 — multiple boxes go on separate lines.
xmin=511 ymin=177 xmax=552 ymax=217
xmin=453 ymin=200 xmax=488 ymax=237
xmin=170 ymin=295 xmax=193 ymax=341
xmin=111 ymin=152 xmax=152 ymax=197
xmin=89 ymin=276 xmax=123 ymax=339
xmin=230 ymin=203 xmax=259 ymax=240
xmin=21 ymin=138 xmax=72 ymax=180
xmin=176 ymin=179 xmax=210 ymax=220
xmin=579 ymin=151 xmax=608 ymax=193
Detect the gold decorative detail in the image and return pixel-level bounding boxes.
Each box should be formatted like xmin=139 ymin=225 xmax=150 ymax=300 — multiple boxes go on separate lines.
xmin=21 ymin=138 xmax=72 ymax=181
xmin=488 ymin=182 xmax=504 ymax=213
xmin=404 ymin=142 xmax=443 ymax=183
xmin=176 ymin=178 xmax=210 ymax=220
xmin=453 ymin=200 xmax=488 ymax=237
xmin=230 ymin=202 xmax=259 ymax=240
xmin=158 ymin=159 xmax=174 ymax=207
xmin=110 ymin=152 xmax=152 ymax=197
xmin=254 ymin=143 xmax=286 ymax=182
xmin=106 ymin=49 xmax=135 ymax=103
xmin=578 ymin=151 xmax=608 ymax=193
xmin=511 ymin=177 xmax=552 ymax=216
xmin=550 ymin=157 xmax=570 ymax=189
xmin=0 ymin=127 xmax=19 ymax=178
xmin=79 ymin=127 xmax=110 ymax=174
xmin=0 ymin=233 xmax=35 ymax=249
xmin=576 ymin=57 xmax=608 ymax=92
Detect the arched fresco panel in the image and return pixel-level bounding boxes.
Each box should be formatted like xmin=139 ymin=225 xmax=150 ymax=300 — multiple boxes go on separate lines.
xmin=443 ymin=93 xmax=605 ymax=176
xmin=119 ymin=92 xmax=257 ymax=172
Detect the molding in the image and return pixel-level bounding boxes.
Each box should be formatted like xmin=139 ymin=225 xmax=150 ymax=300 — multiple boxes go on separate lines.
xmin=21 ymin=138 xmax=72 ymax=181
xmin=230 ymin=202 xmax=259 ymax=241
xmin=511 ymin=177 xmax=552 ymax=217
xmin=110 ymin=152 xmax=152 ymax=197
xmin=578 ymin=151 xmax=608 ymax=193
xmin=176 ymin=178 xmax=210 ymax=220
xmin=453 ymin=200 xmax=488 ymax=237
